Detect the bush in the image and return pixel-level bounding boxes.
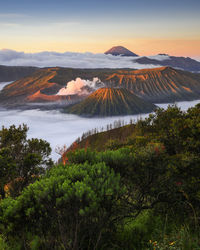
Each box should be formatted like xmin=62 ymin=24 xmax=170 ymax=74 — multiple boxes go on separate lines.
xmin=0 ymin=162 xmax=124 ymax=249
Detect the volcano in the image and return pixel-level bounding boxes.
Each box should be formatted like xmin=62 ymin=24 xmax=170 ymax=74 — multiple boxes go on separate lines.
xmin=104 ymin=66 xmax=200 ymax=103
xmin=105 ymin=46 xmax=138 ymax=57
xmin=65 ymin=87 xmax=156 ymax=117
xmin=1 ymin=66 xmax=200 ymax=108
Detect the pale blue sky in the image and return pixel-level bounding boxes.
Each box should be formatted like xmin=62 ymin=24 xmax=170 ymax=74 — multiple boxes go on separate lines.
xmin=0 ymin=0 xmax=199 ymax=56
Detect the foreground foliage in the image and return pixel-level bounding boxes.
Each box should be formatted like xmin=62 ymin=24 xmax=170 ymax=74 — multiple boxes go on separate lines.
xmin=0 ymin=124 xmax=52 ymax=199
xmin=0 ymin=104 xmax=200 ymax=249
xmin=0 ymin=163 xmax=124 ymax=249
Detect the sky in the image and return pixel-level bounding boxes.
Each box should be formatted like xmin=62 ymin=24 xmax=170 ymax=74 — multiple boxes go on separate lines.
xmin=0 ymin=0 xmax=200 ymax=57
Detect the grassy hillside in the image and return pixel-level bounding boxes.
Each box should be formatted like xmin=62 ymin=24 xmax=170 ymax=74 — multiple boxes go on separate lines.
xmin=68 ymin=123 xmax=136 ymax=152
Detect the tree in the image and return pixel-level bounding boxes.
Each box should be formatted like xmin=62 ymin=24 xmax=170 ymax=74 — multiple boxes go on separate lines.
xmin=135 ymin=104 xmax=200 ymax=155
xmin=0 ymin=148 xmax=16 ymax=199
xmin=0 ymin=124 xmax=53 ymax=198
xmin=66 ymin=143 xmax=200 ymax=221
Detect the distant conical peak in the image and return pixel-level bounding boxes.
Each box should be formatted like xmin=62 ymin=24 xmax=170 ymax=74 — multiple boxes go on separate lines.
xmin=105 ymin=46 xmax=139 ymax=57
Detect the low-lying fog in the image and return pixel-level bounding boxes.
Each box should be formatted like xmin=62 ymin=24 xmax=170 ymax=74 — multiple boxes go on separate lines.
xmin=0 ymin=82 xmax=12 ymax=91
xmin=0 ymin=99 xmax=199 ymax=162
xmin=1 ymin=81 xmax=200 ymax=161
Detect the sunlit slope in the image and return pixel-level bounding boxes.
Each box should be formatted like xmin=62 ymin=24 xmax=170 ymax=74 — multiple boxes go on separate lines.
xmin=1 ymin=66 xmax=200 ymax=105
xmin=105 ymin=67 xmax=200 ymax=102
xmin=65 ymin=87 xmax=157 ymax=117
xmin=0 ymin=68 xmax=119 ymax=104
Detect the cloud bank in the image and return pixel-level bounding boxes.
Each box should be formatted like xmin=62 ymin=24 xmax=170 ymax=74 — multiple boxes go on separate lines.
xmin=0 ymin=82 xmax=12 ymax=91
xmin=193 ymin=57 xmax=200 ymax=62
xmin=57 ymin=77 xmax=104 ymax=96
xmin=0 ymin=109 xmax=150 ymax=161
xmin=0 ymin=100 xmax=199 ymax=161
xmin=0 ymin=49 xmax=161 ymax=69
xmin=147 ymin=54 xmax=170 ymax=61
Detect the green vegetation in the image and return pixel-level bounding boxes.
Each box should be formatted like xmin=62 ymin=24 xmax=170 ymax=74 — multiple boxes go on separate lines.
xmin=0 ymin=104 xmax=200 ymax=249
xmin=65 ymin=87 xmax=156 ymax=117
xmin=0 ymin=163 xmax=123 ymax=249
xmin=0 ymin=124 xmax=53 ymax=198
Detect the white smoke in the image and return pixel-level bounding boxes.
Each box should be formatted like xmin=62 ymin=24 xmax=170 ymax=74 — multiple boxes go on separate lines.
xmin=57 ymin=77 xmax=104 ymax=96
xmin=0 ymin=49 xmax=160 ymax=69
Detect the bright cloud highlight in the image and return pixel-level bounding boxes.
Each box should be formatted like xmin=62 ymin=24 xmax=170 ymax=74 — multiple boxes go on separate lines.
xmin=57 ymin=77 xmax=104 ymax=96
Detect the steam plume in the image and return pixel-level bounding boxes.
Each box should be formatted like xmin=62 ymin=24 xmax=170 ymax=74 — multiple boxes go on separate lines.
xmin=56 ymin=77 xmax=104 ymax=96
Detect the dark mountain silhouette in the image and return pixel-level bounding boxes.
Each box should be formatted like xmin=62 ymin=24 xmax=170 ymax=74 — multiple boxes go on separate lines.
xmin=134 ymin=55 xmax=200 ymax=72
xmin=105 ymin=46 xmax=138 ymax=57
xmin=65 ymin=87 xmax=157 ymax=117
xmin=0 ymin=65 xmax=38 ymax=82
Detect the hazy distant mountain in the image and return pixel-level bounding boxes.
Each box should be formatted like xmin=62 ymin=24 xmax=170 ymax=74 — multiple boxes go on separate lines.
xmin=0 ymin=65 xmax=38 ymax=82
xmin=65 ymin=87 xmax=156 ymax=117
xmin=134 ymin=55 xmax=200 ymax=72
xmin=1 ymin=66 xmax=200 ymax=107
xmin=105 ymin=46 xmax=139 ymax=57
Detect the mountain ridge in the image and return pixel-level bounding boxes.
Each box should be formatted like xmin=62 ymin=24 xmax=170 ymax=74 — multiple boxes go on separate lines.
xmin=105 ymin=66 xmax=200 ymax=103
xmin=65 ymin=87 xmax=157 ymax=117
xmin=0 ymin=66 xmax=200 ymax=107
xmin=134 ymin=55 xmax=200 ymax=72
xmin=0 ymin=65 xmax=38 ymax=82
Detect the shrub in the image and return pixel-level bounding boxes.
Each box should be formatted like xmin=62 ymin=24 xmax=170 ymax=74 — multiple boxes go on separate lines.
xmin=0 ymin=162 xmax=124 ymax=249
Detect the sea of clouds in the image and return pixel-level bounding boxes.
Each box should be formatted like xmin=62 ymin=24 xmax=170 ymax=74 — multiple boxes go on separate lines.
xmin=0 ymin=49 xmax=199 ymax=68
xmin=0 ymin=49 xmax=162 ymax=68
xmin=0 ymin=95 xmax=199 ymax=161
xmin=0 ymin=108 xmax=149 ymax=161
